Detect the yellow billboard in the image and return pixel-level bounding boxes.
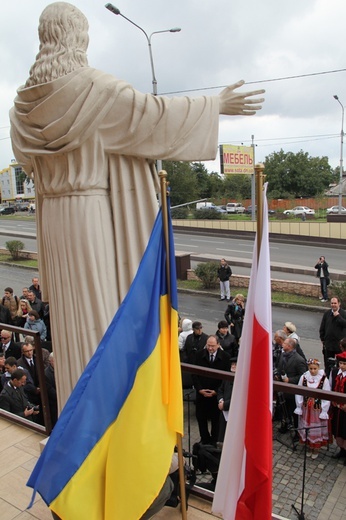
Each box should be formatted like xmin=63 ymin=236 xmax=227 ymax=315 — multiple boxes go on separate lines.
xmin=220 ymin=144 xmax=254 ymax=174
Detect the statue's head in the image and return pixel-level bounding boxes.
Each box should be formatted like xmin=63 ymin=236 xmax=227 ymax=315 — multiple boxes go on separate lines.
xmin=26 ymin=2 xmax=89 ymax=87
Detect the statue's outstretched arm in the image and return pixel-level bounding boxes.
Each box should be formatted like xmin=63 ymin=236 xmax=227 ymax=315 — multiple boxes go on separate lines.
xmin=219 ymin=80 xmax=265 ymax=116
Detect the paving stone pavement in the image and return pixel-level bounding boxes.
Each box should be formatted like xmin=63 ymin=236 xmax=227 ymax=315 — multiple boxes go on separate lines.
xmin=182 ymin=399 xmax=346 ymax=520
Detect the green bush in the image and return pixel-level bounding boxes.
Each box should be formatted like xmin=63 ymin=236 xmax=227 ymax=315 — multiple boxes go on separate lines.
xmin=193 ymin=209 xmax=226 ymax=220
xmin=171 ymin=207 xmax=189 ymax=219
xmin=330 ymin=281 xmax=346 ymax=308
xmin=194 ymin=261 xmax=219 ymax=289
xmin=5 ymin=240 xmax=25 ymax=260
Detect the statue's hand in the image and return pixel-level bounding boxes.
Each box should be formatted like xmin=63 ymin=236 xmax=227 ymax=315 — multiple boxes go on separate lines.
xmin=219 ymin=80 xmax=265 ymax=116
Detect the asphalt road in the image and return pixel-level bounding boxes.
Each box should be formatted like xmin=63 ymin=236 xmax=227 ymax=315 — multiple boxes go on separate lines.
xmin=0 ymin=217 xmax=345 ymax=284
xmin=0 ymin=219 xmax=344 ymax=276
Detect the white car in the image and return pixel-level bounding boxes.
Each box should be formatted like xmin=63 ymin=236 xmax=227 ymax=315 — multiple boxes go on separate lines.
xmin=226 ymin=202 xmax=245 ymax=214
xmin=326 ymin=205 xmax=346 ymax=214
xmin=283 ymin=206 xmax=315 ymax=216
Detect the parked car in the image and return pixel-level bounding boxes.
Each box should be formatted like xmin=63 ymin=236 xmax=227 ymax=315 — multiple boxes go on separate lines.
xmin=245 ymin=205 xmax=276 ymax=215
xmin=326 ymin=205 xmax=346 ymax=214
xmin=0 ymin=206 xmax=15 ymax=215
xmin=196 ymin=202 xmax=227 ymax=213
xmin=283 ymin=206 xmax=315 ymax=216
xmin=226 ymin=202 xmax=245 ymax=214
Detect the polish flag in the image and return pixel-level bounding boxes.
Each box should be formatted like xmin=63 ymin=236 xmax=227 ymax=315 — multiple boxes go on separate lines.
xmin=212 ymin=183 xmax=273 ymax=519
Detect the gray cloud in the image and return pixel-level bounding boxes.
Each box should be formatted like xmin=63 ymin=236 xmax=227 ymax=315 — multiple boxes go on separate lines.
xmin=1 ymin=0 xmax=346 ymax=169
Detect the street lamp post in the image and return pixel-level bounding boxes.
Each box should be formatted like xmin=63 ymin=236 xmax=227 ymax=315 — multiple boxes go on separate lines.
xmin=105 ymin=3 xmax=181 ymax=96
xmin=105 ymin=4 xmax=181 ymax=172
xmin=333 ymin=95 xmax=344 ymax=213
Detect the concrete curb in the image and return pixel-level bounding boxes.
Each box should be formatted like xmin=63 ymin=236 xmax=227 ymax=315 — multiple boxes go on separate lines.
xmin=177 ymin=287 xmax=326 ymax=313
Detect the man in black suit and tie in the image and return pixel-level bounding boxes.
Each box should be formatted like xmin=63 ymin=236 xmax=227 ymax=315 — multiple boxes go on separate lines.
xmin=0 ymin=369 xmax=39 ymax=420
xmin=192 ymin=335 xmax=230 ymax=445
xmin=0 ymin=330 xmax=21 ymax=359
xmin=17 ymin=341 xmax=42 ymax=410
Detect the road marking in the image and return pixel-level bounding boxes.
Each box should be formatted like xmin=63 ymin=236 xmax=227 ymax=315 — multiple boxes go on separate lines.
xmin=216 ymin=248 xmax=253 ymax=254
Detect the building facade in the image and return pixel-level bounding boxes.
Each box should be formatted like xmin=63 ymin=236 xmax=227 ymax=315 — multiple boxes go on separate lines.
xmin=0 ymin=161 xmax=35 ymax=203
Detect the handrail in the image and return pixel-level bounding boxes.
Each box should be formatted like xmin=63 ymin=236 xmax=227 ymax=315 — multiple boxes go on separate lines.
xmin=181 ymin=362 xmax=346 ymax=405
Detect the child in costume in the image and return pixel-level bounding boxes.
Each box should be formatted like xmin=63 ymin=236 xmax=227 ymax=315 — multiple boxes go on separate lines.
xmin=294 ymin=359 xmax=331 ymax=459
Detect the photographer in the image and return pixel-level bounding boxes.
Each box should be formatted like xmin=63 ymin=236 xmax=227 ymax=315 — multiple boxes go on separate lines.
xmin=0 ymin=369 xmax=39 ymax=420
xmin=274 ymin=338 xmax=307 ymax=434
xmin=314 ymin=256 xmax=329 ymax=302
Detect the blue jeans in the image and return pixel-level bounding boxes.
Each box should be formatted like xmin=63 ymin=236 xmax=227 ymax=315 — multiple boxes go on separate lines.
xmin=320 ymin=277 xmax=328 ymax=300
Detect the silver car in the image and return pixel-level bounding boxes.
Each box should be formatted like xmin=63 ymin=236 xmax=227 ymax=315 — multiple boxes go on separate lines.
xmin=326 ymin=205 xmax=346 ymax=214
xmin=283 ymin=206 xmax=315 ymax=216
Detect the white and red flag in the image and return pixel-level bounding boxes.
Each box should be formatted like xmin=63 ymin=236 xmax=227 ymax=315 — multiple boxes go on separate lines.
xmin=212 ymin=183 xmax=273 ymax=519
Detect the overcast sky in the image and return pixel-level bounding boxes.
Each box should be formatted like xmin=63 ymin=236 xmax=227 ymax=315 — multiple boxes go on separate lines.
xmin=1 ymin=0 xmax=346 ymax=173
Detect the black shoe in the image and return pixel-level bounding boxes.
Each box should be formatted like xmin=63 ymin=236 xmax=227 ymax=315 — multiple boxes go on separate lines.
xmin=332 ymin=448 xmax=346 ymax=459
xmin=219 ymin=298 xmax=225 ymax=301
xmin=278 ymin=424 xmax=288 ymax=434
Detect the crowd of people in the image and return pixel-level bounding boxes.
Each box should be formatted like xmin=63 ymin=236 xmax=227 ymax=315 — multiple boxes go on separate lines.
xmin=179 ymin=259 xmax=346 ymax=471
xmin=0 ymin=278 xmax=57 ymax=427
xmin=1 ymin=261 xmax=345 ymax=473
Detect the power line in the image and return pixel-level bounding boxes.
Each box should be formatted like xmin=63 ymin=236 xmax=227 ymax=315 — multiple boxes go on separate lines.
xmin=161 ymin=68 xmax=346 ymax=95
xmin=219 ymin=133 xmax=339 ymax=148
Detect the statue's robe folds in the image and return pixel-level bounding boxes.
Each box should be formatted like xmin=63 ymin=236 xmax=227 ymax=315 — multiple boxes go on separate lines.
xmin=10 ymin=67 xmax=219 ymax=409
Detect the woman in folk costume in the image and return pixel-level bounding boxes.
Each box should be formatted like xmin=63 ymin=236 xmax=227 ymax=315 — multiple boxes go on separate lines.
xmin=10 ymin=2 xmax=264 ymax=410
xmin=294 ymin=359 xmax=331 ymax=459
xmin=330 ymin=350 xmax=346 ymax=463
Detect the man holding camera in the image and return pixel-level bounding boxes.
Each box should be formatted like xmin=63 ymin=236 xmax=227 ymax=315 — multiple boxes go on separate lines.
xmin=319 ymin=297 xmax=346 ymax=376
xmin=314 ymin=256 xmax=330 ymax=302
xmin=0 ymin=369 xmax=39 ymax=419
xmin=274 ymin=337 xmax=307 ymax=433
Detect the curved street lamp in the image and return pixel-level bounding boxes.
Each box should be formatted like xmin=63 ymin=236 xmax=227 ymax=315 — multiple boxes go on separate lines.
xmin=105 ymin=3 xmax=181 ymax=96
xmin=105 ymin=3 xmax=181 ymax=174
xmin=333 ymin=95 xmax=344 ymax=214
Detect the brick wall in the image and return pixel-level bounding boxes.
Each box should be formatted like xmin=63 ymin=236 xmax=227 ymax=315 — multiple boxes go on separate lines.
xmin=187 ymin=270 xmax=320 ymax=298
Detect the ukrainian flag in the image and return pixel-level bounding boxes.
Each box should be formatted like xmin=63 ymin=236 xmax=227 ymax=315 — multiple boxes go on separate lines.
xmin=27 ymin=207 xmax=183 ymax=519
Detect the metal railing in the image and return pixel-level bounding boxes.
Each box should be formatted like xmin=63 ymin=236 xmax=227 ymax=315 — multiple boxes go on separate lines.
xmin=181 ymin=362 xmax=346 ymax=504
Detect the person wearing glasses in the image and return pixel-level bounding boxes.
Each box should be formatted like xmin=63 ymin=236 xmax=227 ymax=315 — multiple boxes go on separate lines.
xmin=0 ymin=331 xmax=21 ymax=359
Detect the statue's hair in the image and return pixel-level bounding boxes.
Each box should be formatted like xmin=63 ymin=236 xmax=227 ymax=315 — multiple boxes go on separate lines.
xmin=25 ymin=2 xmax=89 ymax=87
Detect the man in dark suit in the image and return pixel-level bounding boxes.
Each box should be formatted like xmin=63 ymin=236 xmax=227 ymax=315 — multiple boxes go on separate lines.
xmin=0 ymin=369 xmax=39 ymax=420
xmin=0 ymin=330 xmax=21 ymax=359
xmin=17 ymin=342 xmax=41 ymax=403
xmin=319 ymin=296 xmax=346 ymax=375
xmin=192 ymin=335 xmax=230 ymax=444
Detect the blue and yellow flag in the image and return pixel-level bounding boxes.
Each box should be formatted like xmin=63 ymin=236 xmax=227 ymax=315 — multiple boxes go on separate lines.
xmin=27 ymin=207 xmax=183 ymax=519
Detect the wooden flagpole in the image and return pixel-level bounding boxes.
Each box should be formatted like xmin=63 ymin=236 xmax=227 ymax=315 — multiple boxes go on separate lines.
xmin=159 ymin=170 xmax=188 ymax=520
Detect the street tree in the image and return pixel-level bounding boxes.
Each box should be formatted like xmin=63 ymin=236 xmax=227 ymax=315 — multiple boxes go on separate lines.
xmin=164 ymin=161 xmax=199 ymax=207
xmin=264 ymin=149 xmax=334 ymax=198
